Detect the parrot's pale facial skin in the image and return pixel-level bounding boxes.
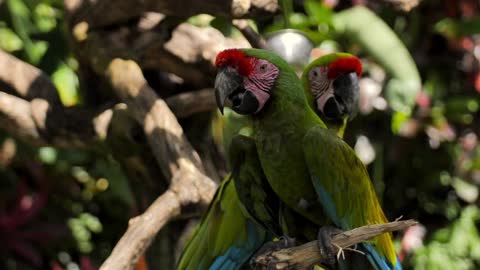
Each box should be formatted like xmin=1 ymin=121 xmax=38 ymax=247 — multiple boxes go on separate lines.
xmin=307 ymin=56 xmax=362 ymax=121
xmin=308 ymin=66 xmax=333 ymax=116
xmin=214 ymin=49 xmax=279 ymax=115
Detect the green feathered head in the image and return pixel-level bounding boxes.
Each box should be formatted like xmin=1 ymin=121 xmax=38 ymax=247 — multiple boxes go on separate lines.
xmin=214 ymin=48 xmax=303 ymax=116
xmin=302 ymin=52 xmax=362 ymax=122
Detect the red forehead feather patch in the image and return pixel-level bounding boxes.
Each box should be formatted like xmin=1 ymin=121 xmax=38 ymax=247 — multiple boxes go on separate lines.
xmin=327 ymin=56 xmax=363 ymax=79
xmin=215 ymin=49 xmax=253 ymax=76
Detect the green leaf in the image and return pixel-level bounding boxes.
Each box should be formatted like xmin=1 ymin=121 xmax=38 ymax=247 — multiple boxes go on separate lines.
xmin=34 ymin=3 xmax=57 ymax=32
xmin=7 ymin=0 xmax=49 ymax=64
xmin=25 ymin=40 xmax=48 ymax=64
xmin=7 ymin=0 xmax=30 ymax=18
xmin=391 ymin=111 xmax=409 ymax=134
xmin=334 ymin=6 xmax=421 ymax=118
xmin=288 ymin=13 xmax=310 ymax=29
xmin=304 ymin=0 xmax=333 ymax=25
xmin=51 ymin=62 xmax=80 ymax=106
xmin=0 ymin=26 xmax=23 ymax=52
xmin=187 ymin=14 xmax=214 ymax=27
xmin=414 ymin=206 xmax=480 ymax=269
xmin=210 ymin=17 xmax=233 ymax=36
xmin=435 ymin=17 xmax=480 ymax=38
xmin=80 ymin=213 xmax=103 ymax=233
xmin=280 ymin=0 xmax=293 ymax=28
xmin=38 ymin=146 xmax=58 ymax=164
xmin=444 ymin=97 xmax=479 ymax=124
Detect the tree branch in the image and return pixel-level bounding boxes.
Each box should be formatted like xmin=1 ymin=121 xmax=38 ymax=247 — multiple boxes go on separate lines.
xmin=0 ymin=50 xmax=216 ymax=148
xmin=65 ymin=0 xmax=279 ymax=28
xmin=0 ymin=49 xmax=61 ymax=105
xmin=166 ymin=88 xmax=216 ymax=118
xmin=252 ymin=219 xmax=418 ymax=270
xmin=371 ymin=0 xmax=420 ymax=11
xmin=100 ymin=58 xmax=217 ymax=270
xmin=106 ymin=58 xmax=204 ymax=178
xmin=0 ymin=92 xmax=45 ymax=145
xmin=71 ymin=21 xmax=249 ymax=87
xmin=100 ymin=190 xmax=180 ymax=270
xmin=0 ymin=49 xmax=100 ymax=147
xmin=233 ymin=19 xmax=269 ymax=49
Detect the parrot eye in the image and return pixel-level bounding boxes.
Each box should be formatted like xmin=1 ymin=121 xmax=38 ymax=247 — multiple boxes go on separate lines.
xmin=309 ymin=67 xmax=323 ymax=80
xmin=259 ymin=63 xmax=268 ymax=72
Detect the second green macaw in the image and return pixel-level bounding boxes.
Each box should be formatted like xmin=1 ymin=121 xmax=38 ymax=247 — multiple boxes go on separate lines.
xmin=214 ymin=48 xmax=401 ymax=270
xmin=302 ymin=53 xmax=360 ymax=138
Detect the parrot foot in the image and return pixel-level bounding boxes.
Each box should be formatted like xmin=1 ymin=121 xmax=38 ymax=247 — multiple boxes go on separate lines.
xmin=317 ymin=226 xmax=343 ymax=267
xmin=249 ymin=236 xmax=296 ymax=268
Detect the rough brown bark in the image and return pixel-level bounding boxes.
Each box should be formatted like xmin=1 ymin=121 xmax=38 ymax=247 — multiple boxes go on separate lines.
xmin=100 ymin=58 xmax=217 ymax=270
xmin=252 ymin=219 xmax=418 ymax=270
xmin=71 ymin=22 xmax=249 ymax=87
xmin=0 ymin=92 xmax=44 ymax=145
xmin=65 ymin=0 xmax=278 ymax=28
xmin=373 ymin=0 xmax=420 ymax=11
xmin=0 ymin=49 xmax=61 ymax=104
xmin=0 ymin=49 xmax=217 ymax=148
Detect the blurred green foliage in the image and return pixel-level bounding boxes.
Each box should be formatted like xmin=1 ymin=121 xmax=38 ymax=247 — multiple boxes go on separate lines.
xmin=413 ymin=206 xmax=480 ymax=270
xmin=1 ymin=2 xmax=134 ymax=267
xmin=0 ymin=0 xmax=79 ymax=106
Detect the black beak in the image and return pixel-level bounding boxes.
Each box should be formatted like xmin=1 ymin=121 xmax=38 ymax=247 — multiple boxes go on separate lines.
xmin=214 ymin=67 xmax=260 ymax=115
xmin=326 ymin=72 xmax=359 ymax=120
xmin=214 ymin=67 xmax=243 ymax=114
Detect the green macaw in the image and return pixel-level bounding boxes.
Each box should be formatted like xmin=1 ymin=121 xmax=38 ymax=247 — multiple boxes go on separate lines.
xmin=177 ymin=52 xmax=366 ymax=270
xmin=177 ymin=115 xmax=285 ymax=270
xmin=214 ymin=48 xmax=401 ymax=270
xmin=302 ymin=53 xmax=361 ymax=138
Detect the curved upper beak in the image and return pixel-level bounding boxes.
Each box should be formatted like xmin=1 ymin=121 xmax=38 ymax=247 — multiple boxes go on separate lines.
xmin=331 ymin=71 xmax=360 ymax=119
xmin=214 ymin=67 xmax=243 ymax=114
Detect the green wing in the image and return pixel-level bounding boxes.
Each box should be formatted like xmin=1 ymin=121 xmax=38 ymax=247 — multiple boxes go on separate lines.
xmin=303 ymin=126 xmax=397 ymax=268
xmin=177 ymin=175 xmax=268 ymax=270
xmin=230 ymin=135 xmax=283 ymax=236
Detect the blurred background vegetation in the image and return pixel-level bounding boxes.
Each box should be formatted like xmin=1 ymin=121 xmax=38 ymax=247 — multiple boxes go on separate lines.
xmin=0 ymin=0 xmax=479 ymax=269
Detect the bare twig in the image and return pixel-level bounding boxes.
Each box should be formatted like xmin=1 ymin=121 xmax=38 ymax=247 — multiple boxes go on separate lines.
xmin=100 ymin=58 xmax=217 ymax=270
xmin=0 ymin=49 xmax=61 ymax=105
xmin=0 ymin=92 xmax=45 ymax=145
xmin=233 ymin=19 xmax=269 ymax=49
xmin=101 ymin=190 xmax=180 ymax=270
xmin=372 ymin=0 xmax=420 ymax=11
xmin=166 ymin=88 xmax=215 ymax=118
xmin=252 ymin=219 xmax=418 ymax=270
